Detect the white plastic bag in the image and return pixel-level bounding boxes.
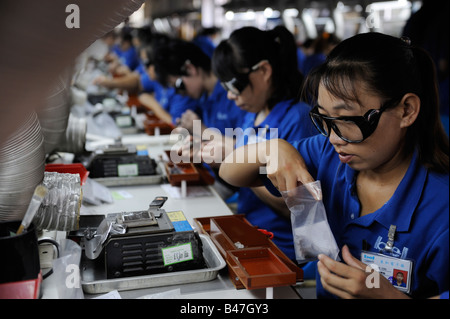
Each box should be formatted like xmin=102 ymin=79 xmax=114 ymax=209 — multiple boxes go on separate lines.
xmin=44 ymin=239 xmax=84 ymax=299
xmin=282 ymin=181 xmax=340 ymax=263
xmin=86 ymin=108 xmax=122 ymax=140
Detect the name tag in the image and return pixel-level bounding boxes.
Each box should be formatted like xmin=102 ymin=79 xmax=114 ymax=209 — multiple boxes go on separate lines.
xmin=361 ymin=250 xmax=413 ymax=294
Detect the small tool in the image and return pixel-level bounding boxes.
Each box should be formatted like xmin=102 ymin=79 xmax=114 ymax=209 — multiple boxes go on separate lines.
xmin=16 ymin=185 xmax=48 ymax=235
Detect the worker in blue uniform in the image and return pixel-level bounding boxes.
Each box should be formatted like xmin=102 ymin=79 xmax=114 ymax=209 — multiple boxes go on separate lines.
xmin=153 ymin=38 xmax=246 ymax=137
xmin=112 ymin=30 xmax=140 ymax=72
xmin=138 ymin=39 xmax=199 ymax=125
xmin=219 ymin=32 xmax=449 ymax=299
xmin=212 ymin=26 xmax=316 ymax=261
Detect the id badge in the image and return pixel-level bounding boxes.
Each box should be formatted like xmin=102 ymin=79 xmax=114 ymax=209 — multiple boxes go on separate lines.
xmin=361 ymin=251 xmax=413 ymax=294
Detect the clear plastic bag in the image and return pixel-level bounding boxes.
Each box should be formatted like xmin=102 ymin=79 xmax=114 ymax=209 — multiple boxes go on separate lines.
xmin=43 ymin=239 xmax=84 ymax=299
xmin=86 ymin=109 xmax=122 ymax=140
xmin=282 ymin=181 xmax=340 ymax=263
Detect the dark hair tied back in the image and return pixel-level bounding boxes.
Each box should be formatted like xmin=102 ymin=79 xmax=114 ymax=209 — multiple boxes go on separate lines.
xmin=212 ymin=26 xmax=303 ymax=108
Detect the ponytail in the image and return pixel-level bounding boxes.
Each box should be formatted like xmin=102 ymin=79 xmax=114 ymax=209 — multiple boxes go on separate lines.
xmin=266 ymin=26 xmax=304 ymax=107
xmin=408 ymin=46 xmax=449 ymax=174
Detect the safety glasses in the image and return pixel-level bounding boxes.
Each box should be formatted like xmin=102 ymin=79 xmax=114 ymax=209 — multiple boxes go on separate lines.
xmin=309 ymin=99 xmax=397 ymax=143
xmin=220 ymin=60 xmax=268 ymax=96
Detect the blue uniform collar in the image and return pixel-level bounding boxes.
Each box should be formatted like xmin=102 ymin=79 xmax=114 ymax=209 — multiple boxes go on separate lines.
xmin=344 ymin=151 xmax=427 ymax=232
xmin=249 ymin=99 xmax=295 ymax=129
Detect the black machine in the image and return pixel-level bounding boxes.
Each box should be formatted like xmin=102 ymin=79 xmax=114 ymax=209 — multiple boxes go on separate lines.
xmin=79 ymin=197 xmax=206 ymax=279
xmin=86 ymin=141 xmax=157 ymax=178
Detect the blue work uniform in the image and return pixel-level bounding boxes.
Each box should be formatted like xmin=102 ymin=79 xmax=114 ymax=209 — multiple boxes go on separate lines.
xmin=193 ymin=35 xmax=216 ymax=58
xmin=297 ymin=48 xmax=306 ymax=73
xmin=301 ymin=53 xmax=326 ymax=76
xmin=235 ymin=99 xmax=316 ymax=261
xmin=113 ymin=44 xmax=140 ymax=71
xmin=266 ymin=134 xmax=449 ymax=298
xmin=198 ymin=81 xmax=247 ymax=136
xmin=135 ymin=62 xmax=147 ymax=77
xmin=140 ymin=75 xmax=199 ymax=125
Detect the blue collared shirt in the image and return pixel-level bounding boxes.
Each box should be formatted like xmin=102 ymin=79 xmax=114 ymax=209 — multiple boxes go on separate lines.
xmin=113 ymin=44 xmax=140 ymax=71
xmin=285 ymin=135 xmax=449 ymax=298
xmin=198 ymin=82 xmax=247 ymax=136
xmin=235 ymin=99 xmax=316 ymax=260
xmin=140 ymin=77 xmax=199 ymax=125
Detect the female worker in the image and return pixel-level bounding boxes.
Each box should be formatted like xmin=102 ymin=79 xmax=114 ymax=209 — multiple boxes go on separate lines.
xmin=211 ymin=26 xmax=316 ymax=261
xmin=219 ymin=32 xmax=449 ymax=299
xmin=152 ymin=38 xmax=248 ymax=200
xmin=153 ymin=38 xmax=246 ymax=137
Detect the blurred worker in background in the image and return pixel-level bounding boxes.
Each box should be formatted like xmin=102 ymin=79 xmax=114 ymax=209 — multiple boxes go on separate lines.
xmin=402 ymin=0 xmax=449 ymax=136
xmin=153 ymin=38 xmax=246 ymax=137
xmin=300 ymin=32 xmax=341 ymax=76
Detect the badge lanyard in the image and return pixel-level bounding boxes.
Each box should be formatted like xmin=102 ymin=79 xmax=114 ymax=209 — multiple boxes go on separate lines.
xmin=360 ymin=225 xmax=413 ymax=294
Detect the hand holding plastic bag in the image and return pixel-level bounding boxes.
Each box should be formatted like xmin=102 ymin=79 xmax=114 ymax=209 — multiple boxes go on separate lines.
xmin=282 ymin=181 xmax=340 ymax=263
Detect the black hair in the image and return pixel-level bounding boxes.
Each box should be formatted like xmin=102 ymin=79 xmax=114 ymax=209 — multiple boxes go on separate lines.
xmin=153 ymin=39 xmax=211 ymax=87
xmin=303 ymin=32 xmax=449 ymax=174
xmin=312 ymin=32 xmax=341 ymax=55
xmin=120 ymin=28 xmax=134 ymax=44
xmin=143 ymin=33 xmax=171 ymax=67
xmin=197 ymin=27 xmax=220 ymax=37
xmin=212 ymin=26 xmax=303 ymax=109
xmin=135 ymin=25 xmax=153 ymax=46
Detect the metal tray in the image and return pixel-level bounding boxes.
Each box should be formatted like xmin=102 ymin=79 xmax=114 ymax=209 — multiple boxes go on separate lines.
xmin=92 ymin=174 xmax=162 ymax=187
xmin=80 ymin=234 xmax=226 ymax=294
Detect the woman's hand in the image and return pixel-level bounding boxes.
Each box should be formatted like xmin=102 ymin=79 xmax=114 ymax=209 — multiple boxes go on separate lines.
xmin=201 ymin=135 xmax=235 ymax=167
xmin=317 ymin=245 xmax=410 ymax=299
xmin=265 ymin=139 xmax=316 ymax=194
xmin=92 ymin=75 xmax=110 ymax=87
xmin=220 ymin=139 xmax=316 ymax=192
xmin=178 ymin=109 xmax=200 ymax=133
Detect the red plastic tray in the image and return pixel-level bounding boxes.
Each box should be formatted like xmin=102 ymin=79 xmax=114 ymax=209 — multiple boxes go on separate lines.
xmin=227 ymin=247 xmax=297 ymax=290
xmin=193 ymin=215 xmax=303 ymax=289
xmin=164 ymin=162 xmax=200 ymax=186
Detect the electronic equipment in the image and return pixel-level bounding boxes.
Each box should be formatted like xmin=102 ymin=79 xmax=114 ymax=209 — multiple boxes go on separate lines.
xmin=87 ymin=141 xmax=157 ymax=178
xmin=79 ymin=197 xmax=206 ymax=279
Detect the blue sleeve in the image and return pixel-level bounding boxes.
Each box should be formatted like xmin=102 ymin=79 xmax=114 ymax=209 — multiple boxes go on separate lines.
xmin=135 ymin=63 xmax=146 ymax=76
xmin=140 ymin=73 xmax=156 ymax=93
xmin=167 ymin=91 xmax=199 ymax=125
xmin=125 ymin=47 xmax=140 ymax=71
xmin=112 ymin=44 xmax=121 ymax=56
xmin=441 ymin=291 xmax=449 ymax=299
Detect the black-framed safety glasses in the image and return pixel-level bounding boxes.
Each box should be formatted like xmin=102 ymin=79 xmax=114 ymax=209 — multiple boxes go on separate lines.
xmin=220 ymin=60 xmax=268 ymax=96
xmin=309 ymin=99 xmax=397 ymax=143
